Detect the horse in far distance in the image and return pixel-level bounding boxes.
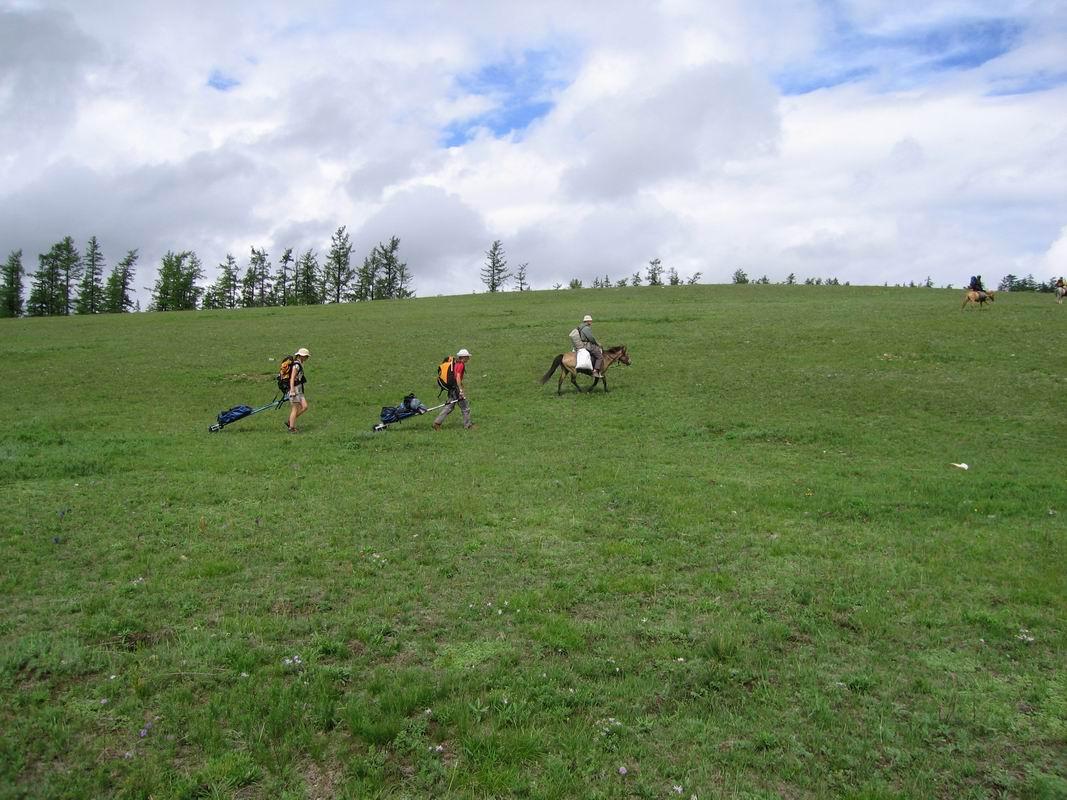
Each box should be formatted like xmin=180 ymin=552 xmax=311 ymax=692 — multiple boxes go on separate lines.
xmin=540 ymin=345 xmax=630 ymax=394
xmin=962 ymin=289 xmax=995 ymax=309
xmin=1055 ymin=286 xmax=1066 ymax=305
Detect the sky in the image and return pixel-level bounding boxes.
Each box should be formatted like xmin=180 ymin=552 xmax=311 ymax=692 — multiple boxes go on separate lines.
xmin=1 ymin=0 xmax=1066 ymax=300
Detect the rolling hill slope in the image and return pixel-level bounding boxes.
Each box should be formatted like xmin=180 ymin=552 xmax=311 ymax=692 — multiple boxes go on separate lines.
xmin=2 ymin=285 xmax=1064 ymax=799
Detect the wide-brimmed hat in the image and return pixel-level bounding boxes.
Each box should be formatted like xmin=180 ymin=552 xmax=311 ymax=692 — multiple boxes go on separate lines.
xmin=582 ymin=315 xmax=593 ymax=322
xmin=295 ymin=348 xmax=310 ymax=358
xmin=456 ymin=348 xmax=471 ymax=358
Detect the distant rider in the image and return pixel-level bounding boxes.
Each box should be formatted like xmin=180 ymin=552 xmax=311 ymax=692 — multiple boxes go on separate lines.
xmin=968 ymin=275 xmax=985 ymax=293
xmin=578 ymin=314 xmax=603 ymax=378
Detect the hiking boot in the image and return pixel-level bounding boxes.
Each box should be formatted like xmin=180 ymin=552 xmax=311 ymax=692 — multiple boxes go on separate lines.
xmin=432 ymin=422 xmax=442 ymax=431
xmin=592 ymin=370 xmax=603 ymax=378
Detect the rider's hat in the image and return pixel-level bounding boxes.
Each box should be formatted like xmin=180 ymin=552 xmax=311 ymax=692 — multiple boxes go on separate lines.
xmin=582 ymin=315 xmax=593 ymax=322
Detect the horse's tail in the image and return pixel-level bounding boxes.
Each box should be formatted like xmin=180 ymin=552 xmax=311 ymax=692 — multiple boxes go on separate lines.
xmin=540 ymin=354 xmax=564 ymax=384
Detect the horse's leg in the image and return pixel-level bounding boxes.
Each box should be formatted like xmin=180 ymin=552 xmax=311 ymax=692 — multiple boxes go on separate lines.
xmin=557 ymin=370 xmax=565 ymax=395
xmin=602 ymin=374 xmax=609 ymax=393
xmin=570 ymin=369 xmax=581 ymax=393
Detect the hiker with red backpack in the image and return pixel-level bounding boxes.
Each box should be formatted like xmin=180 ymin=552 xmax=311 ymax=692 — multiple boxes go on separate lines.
xmin=433 ymin=348 xmax=473 ymax=430
xmin=281 ymin=348 xmax=310 ymax=432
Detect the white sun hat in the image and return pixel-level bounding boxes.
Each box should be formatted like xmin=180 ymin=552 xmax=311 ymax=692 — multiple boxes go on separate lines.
xmin=582 ymin=315 xmax=593 ymax=322
xmin=456 ymin=348 xmax=471 ymax=357
xmin=295 ymin=347 xmax=310 ymax=358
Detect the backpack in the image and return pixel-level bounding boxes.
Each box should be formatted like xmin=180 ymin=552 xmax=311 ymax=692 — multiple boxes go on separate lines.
xmin=437 ymin=356 xmax=456 ymax=396
xmin=277 ymin=355 xmax=302 ymax=394
xmin=568 ymin=327 xmax=583 ymax=351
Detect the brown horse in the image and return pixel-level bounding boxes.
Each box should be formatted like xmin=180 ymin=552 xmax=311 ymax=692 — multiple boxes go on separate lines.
xmin=540 ymin=345 xmax=630 ymax=394
xmin=962 ymin=289 xmax=995 ymax=309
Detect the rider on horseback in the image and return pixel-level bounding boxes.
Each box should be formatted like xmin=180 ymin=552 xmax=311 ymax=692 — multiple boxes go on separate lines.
xmin=577 ymin=314 xmax=603 ymax=378
xmin=968 ymin=275 xmax=985 ymax=293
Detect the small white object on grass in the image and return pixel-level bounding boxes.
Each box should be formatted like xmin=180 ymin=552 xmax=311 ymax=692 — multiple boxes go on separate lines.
xmin=951 ymin=463 xmax=969 ymax=470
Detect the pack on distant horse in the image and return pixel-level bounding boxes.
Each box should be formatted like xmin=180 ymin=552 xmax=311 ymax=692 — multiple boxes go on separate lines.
xmin=1055 ymin=277 xmax=1066 ymax=304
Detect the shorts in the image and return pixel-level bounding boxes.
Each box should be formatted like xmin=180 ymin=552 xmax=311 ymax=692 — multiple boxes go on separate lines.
xmin=289 ymin=390 xmax=305 ymax=405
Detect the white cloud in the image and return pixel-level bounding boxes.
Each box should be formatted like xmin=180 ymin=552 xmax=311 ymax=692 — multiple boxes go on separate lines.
xmin=1 ymin=0 xmax=1065 ymax=301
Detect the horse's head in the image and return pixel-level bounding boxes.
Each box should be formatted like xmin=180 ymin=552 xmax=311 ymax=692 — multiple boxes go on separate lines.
xmin=615 ymin=345 xmax=631 ymax=366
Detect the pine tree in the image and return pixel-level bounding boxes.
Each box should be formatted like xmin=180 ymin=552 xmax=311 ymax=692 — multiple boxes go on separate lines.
xmin=631 ymin=272 xmax=642 ymax=287
xmin=240 ymin=261 xmax=257 ymax=307
xmin=515 ymin=262 xmax=529 ymax=292
xmin=481 ymin=239 xmax=510 ymax=292
xmin=250 ymin=247 xmax=272 ymax=306
xmin=293 ymin=249 xmax=321 ymax=305
xmin=323 ymin=226 xmax=354 ymax=303
xmin=204 ymin=253 xmax=239 ymax=310
xmin=273 ymin=248 xmax=294 ymax=306
xmin=0 ymin=249 xmax=25 ymax=318
xmin=371 ymin=236 xmax=410 ymax=299
xmin=75 ymin=236 xmax=105 ymax=314
xmin=149 ymin=251 xmax=203 ymax=311
xmin=103 ymin=249 xmax=138 ymax=313
xmin=686 ymin=272 xmax=702 ymax=285
xmin=55 ymin=237 xmax=81 ymax=314
xmin=353 ymin=250 xmax=377 ymax=302
xmin=667 ymin=267 xmax=681 ymax=286
xmin=732 ymin=268 xmax=749 ymax=284
xmin=27 ymin=239 xmax=79 ymax=316
xmin=646 ymin=258 xmax=663 ymax=286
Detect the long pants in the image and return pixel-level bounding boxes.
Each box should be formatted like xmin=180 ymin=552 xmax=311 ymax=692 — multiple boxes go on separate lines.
xmin=587 ymin=344 xmax=604 ymax=372
xmin=435 ymin=395 xmax=471 ymax=428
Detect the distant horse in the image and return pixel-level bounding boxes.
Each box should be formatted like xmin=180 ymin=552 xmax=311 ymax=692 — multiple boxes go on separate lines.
xmin=962 ymin=289 xmax=995 ymax=309
xmin=540 ymin=345 xmax=631 ymax=394
xmin=1055 ymin=286 xmax=1066 ymax=305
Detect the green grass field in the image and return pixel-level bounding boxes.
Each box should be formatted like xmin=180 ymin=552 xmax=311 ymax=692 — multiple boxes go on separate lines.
xmin=2 ymin=285 xmax=1064 ymax=800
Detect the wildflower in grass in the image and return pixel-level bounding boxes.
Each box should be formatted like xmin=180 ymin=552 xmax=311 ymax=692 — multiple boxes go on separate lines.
xmin=139 ymin=728 xmax=148 ymax=738
xmin=618 ymin=766 xmax=628 ymax=776
xmin=100 ymin=698 xmax=108 ymax=705
xmin=1017 ymin=629 xmax=1035 ymax=643
xmin=673 ymin=785 xmax=684 ymax=794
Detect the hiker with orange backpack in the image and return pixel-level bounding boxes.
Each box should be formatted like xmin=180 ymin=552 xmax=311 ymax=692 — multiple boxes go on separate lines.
xmin=282 ymin=348 xmax=310 ymax=432
xmin=433 ymin=348 xmax=473 ymax=430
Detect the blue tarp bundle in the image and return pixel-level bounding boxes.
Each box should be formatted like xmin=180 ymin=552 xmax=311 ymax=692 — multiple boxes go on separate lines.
xmin=217 ymin=405 xmax=254 ymax=425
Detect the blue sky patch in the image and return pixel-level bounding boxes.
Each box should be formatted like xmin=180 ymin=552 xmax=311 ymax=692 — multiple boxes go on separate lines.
xmin=778 ymin=8 xmax=1026 ymax=95
xmin=207 ymin=69 xmax=240 ymax=92
xmin=443 ymin=49 xmax=569 ymax=147
xmin=988 ymin=70 xmax=1067 ymax=96
xmin=777 ymin=65 xmax=876 ymax=95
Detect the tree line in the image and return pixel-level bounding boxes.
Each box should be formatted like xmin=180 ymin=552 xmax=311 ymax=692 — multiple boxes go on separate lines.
xmin=0 ymin=226 xmax=416 ymax=318
xmin=7 ymin=231 xmax=1061 ymax=320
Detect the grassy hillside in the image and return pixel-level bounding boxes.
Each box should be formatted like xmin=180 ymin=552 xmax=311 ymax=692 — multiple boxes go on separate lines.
xmin=2 ymin=285 xmax=1064 ymax=799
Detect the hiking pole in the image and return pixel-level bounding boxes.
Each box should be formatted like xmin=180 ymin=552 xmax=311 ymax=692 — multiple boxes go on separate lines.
xmin=422 ymin=399 xmax=458 ymax=414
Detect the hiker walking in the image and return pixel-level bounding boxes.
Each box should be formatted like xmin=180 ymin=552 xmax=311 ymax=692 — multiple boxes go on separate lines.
xmin=433 ymin=348 xmax=473 ymax=430
xmin=577 ymin=314 xmax=604 ymax=378
xmin=287 ymin=348 xmax=310 ymax=432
